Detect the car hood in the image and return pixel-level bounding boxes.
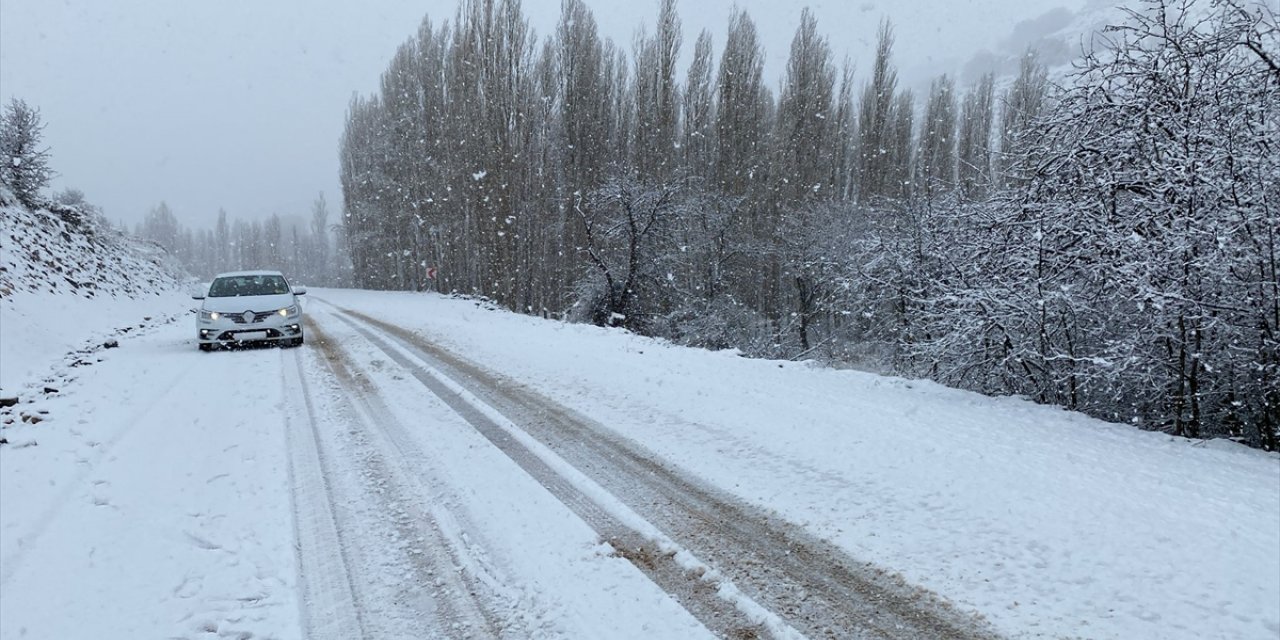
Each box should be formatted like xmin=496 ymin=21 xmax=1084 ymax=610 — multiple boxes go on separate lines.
xmin=202 ymin=293 xmax=297 ymax=313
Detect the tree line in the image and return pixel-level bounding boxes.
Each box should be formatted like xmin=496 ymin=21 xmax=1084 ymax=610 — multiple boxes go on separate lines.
xmin=133 ymin=194 xmax=351 ymax=286
xmin=0 ymin=98 xmax=351 ymax=288
xmin=341 ymin=0 xmax=1277 ymax=449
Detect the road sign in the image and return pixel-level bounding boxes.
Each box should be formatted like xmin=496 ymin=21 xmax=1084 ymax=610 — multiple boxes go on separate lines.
xmin=426 ymin=267 xmax=438 ymax=280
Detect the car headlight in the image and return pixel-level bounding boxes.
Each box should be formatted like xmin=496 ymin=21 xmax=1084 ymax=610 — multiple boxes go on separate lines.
xmin=199 ymin=310 xmax=220 ymax=321
xmin=278 ymin=305 xmax=299 ymax=317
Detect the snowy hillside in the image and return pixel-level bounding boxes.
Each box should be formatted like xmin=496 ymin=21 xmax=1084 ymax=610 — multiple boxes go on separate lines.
xmin=0 ymin=194 xmax=188 ymax=390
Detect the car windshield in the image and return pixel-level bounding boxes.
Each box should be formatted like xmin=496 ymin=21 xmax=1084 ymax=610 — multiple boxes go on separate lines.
xmin=208 ymin=275 xmax=290 ymax=297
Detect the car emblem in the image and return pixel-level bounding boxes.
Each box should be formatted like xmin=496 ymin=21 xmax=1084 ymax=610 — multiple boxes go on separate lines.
xmin=243 ymin=311 xmax=255 ymax=323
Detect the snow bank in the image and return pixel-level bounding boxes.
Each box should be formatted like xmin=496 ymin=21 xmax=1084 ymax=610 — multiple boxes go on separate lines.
xmin=1 ymin=200 xmax=188 ymax=390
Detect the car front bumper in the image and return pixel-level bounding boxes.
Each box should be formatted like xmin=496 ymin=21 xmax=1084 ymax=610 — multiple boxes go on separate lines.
xmin=197 ymin=315 xmax=303 ymax=345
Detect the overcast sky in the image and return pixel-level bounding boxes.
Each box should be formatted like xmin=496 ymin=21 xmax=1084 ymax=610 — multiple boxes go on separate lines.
xmin=1 ymin=0 xmax=1100 ymax=228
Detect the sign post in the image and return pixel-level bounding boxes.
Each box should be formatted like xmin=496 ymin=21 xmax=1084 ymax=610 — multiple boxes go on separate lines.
xmin=424 ymin=266 xmax=438 ymax=292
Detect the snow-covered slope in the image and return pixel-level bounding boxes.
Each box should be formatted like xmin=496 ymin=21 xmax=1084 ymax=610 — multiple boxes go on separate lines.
xmin=0 ymin=195 xmax=189 ymax=391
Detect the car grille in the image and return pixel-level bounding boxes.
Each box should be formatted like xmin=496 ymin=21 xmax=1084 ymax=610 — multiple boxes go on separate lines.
xmin=227 ymin=310 xmax=278 ymax=324
xmin=216 ymin=328 xmax=285 ymax=341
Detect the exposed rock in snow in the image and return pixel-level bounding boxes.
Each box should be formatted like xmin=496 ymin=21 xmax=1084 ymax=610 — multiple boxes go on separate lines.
xmin=1 ymin=192 xmax=189 ymax=390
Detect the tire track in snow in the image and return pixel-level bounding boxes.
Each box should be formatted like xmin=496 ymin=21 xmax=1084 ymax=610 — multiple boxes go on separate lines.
xmin=320 ymin=304 xmax=802 ymax=640
xmin=323 ymin=301 xmax=1004 ymax=640
xmin=282 ymin=347 xmax=368 ymax=640
xmin=304 ymin=321 xmax=503 ymax=639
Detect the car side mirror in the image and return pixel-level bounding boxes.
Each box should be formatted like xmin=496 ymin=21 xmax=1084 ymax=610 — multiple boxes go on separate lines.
xmin=191 ymin=294 xmax=205 ymax=300
xmin=293 ymin=286 xmax=307 ymax=295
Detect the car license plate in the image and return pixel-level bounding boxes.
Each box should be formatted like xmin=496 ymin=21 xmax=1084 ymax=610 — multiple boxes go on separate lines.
xmin=236 ymin=331 xmax=268 ymax=341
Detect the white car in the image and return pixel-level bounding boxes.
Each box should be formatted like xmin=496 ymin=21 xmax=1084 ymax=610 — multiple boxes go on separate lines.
xmin=192 ymin=270 xmax=306 ymax=351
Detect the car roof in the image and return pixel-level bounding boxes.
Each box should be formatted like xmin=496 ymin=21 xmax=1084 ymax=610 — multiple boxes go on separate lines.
xmin=213 ymin=270 xmax=286 ymax=279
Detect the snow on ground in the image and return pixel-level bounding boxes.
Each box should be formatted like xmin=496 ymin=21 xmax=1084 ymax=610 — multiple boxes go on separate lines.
xmin=0 ymin=289 xmax=193 ymax=388
xmin=0 ymin=296 xmax=721 ymax=638
xmin=0 ymin=204 xmax=717 ymax=638
xmin=300 ymin=310 xmax=716 ymax=638
xmin=314 ymin=288 xmax=1280 ymax=640
xmin=2 ymin=242 xmax=1276 ymax=639
xmin=0 ymin=325 xmax=300 ymax=639
xmin=2 ymin=203 xmax=299 ymax=638
xmin=1 ymin=201 xmax=187 ymax=391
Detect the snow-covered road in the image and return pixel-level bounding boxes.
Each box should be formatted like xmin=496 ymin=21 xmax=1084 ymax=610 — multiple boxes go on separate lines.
xmin=1 ymin=288 xmax=1277 ymax=639
xmin=0 ymin=302 xmax=725 ymax=638
xmin=284 ymin=303 xmax=720 ymax=639
xmin=308 ymin=300 xmax=995 ymax=639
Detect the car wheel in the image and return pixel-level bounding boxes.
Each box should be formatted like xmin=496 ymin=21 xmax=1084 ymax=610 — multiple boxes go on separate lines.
xmin=292 ymin=336 xmax=305 ymax=347
xmin=198 ymin=343 xmax=212 ymax=352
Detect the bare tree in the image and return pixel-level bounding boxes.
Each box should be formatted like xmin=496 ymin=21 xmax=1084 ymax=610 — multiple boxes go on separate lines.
xmin=575 ymin=174 xmax=685 ymax=332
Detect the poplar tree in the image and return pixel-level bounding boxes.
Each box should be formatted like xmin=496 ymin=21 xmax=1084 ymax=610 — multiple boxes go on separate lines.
xmin=714 ymin=9 xmax=770 ymax=199
xmin=914 ymin=74 xmax=957 ymax=199
xmin=681 ymin=30 xmax=716 ymax=176
xmin=632 ymin=0 xmax=682 ymax=180
xmin=856 ymin=21 xmax=899 ymax=204
xmin=773 ymin=8 xmax=836 ymax=203
xmin=998 ymin=50 xmax=1049 ymax=186
xmin=956 ymin=73 xmax=995 ymax=201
